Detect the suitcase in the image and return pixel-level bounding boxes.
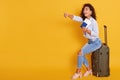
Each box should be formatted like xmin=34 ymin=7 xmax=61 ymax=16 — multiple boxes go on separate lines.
xmin=91 ymin=25 xmax=110 ymax=77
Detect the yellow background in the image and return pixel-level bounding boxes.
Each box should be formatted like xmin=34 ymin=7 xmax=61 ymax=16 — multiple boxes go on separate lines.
xmin=0 ymin=0 xmax=120 ymax=80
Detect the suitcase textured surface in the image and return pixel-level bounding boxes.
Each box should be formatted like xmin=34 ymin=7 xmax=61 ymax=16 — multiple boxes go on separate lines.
xmin=91 ymin=25 xmax=110 ymax=77
xmin=91 ymin=44 xmax=110 ymax=77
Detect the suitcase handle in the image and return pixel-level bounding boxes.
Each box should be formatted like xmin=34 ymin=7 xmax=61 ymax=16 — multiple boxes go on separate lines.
xmin=104 ymin=25 xmax=107 ymax=45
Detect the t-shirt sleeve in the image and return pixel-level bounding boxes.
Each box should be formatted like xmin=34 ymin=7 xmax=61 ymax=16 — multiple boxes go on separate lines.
xmin=91 ymin=21 xmax=99 ymax=37
xmin=72 ymin=15 xmax=83 ymax=22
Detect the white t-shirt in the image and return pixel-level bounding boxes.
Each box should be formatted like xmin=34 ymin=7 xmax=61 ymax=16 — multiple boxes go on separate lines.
xmin=72 ymin=15 xmax=99 ymax=41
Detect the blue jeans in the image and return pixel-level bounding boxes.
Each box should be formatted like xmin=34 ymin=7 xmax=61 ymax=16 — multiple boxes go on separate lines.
xmin=77 ymin=38 xmax=102 ymax=69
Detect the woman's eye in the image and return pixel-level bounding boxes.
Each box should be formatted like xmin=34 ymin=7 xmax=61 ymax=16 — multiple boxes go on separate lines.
xmin=86 ymin=8 xmax=89 ymax=10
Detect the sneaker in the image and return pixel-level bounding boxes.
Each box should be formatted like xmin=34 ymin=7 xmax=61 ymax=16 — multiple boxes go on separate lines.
xmin=71 ymin=72 xmax=82 ymax=80
xmin=83 ymin=69 xmax=92 ymax=77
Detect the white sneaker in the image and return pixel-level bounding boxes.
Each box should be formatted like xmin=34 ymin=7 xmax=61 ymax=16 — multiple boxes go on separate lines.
xmin=84 ymin=69 xmax=92 ymax=77
xmin=71 ymin=72 xmax=82 ymax=80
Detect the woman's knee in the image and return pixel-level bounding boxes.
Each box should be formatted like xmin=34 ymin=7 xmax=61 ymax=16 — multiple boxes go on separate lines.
xmin=78 ymin=49 xmax=82 ymax=56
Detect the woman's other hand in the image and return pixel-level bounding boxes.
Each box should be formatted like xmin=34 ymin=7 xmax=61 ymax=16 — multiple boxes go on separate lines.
xmin=64 ymin=13 xmax=68 ymax=18
xmin=64 ymin=13 xmax=74 ymax=19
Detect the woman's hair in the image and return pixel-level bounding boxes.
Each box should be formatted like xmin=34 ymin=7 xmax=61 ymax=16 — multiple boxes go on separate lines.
xmin=80 ymin=3 xmax=96 ymax=20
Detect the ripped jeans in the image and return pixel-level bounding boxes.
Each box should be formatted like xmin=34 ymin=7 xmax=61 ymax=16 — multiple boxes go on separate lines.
xmin=77 ymin=38 xmax=102 ymax=69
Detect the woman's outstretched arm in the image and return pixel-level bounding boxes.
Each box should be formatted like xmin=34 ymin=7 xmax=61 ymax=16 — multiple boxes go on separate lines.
xmin=64 ymin=13 xmax=83 ymax=22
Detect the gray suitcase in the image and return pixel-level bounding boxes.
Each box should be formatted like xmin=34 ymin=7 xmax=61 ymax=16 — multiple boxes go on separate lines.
xmin=91 ymin=25 xmax=110 ymax=77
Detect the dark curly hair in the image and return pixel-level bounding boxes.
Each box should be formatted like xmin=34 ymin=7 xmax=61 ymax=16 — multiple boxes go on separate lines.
xmin=80 ymin=3 xmax=96 ymax=20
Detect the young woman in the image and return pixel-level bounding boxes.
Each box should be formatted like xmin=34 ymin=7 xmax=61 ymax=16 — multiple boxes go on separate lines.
xmin=64 ymin=3 xmax=102 ymax=79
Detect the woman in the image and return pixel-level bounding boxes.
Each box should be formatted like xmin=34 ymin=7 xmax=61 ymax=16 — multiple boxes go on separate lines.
xmin=64 ymin=3 xmax=102 ymax=79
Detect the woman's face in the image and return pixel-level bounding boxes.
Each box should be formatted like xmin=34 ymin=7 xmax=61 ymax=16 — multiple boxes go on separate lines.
xmin=83 ymin=6 xmax=92 ymax=18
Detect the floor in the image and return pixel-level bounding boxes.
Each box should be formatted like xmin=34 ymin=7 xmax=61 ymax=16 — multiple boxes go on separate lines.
xmin=0 ymin=67 xmax=119 ymax=80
